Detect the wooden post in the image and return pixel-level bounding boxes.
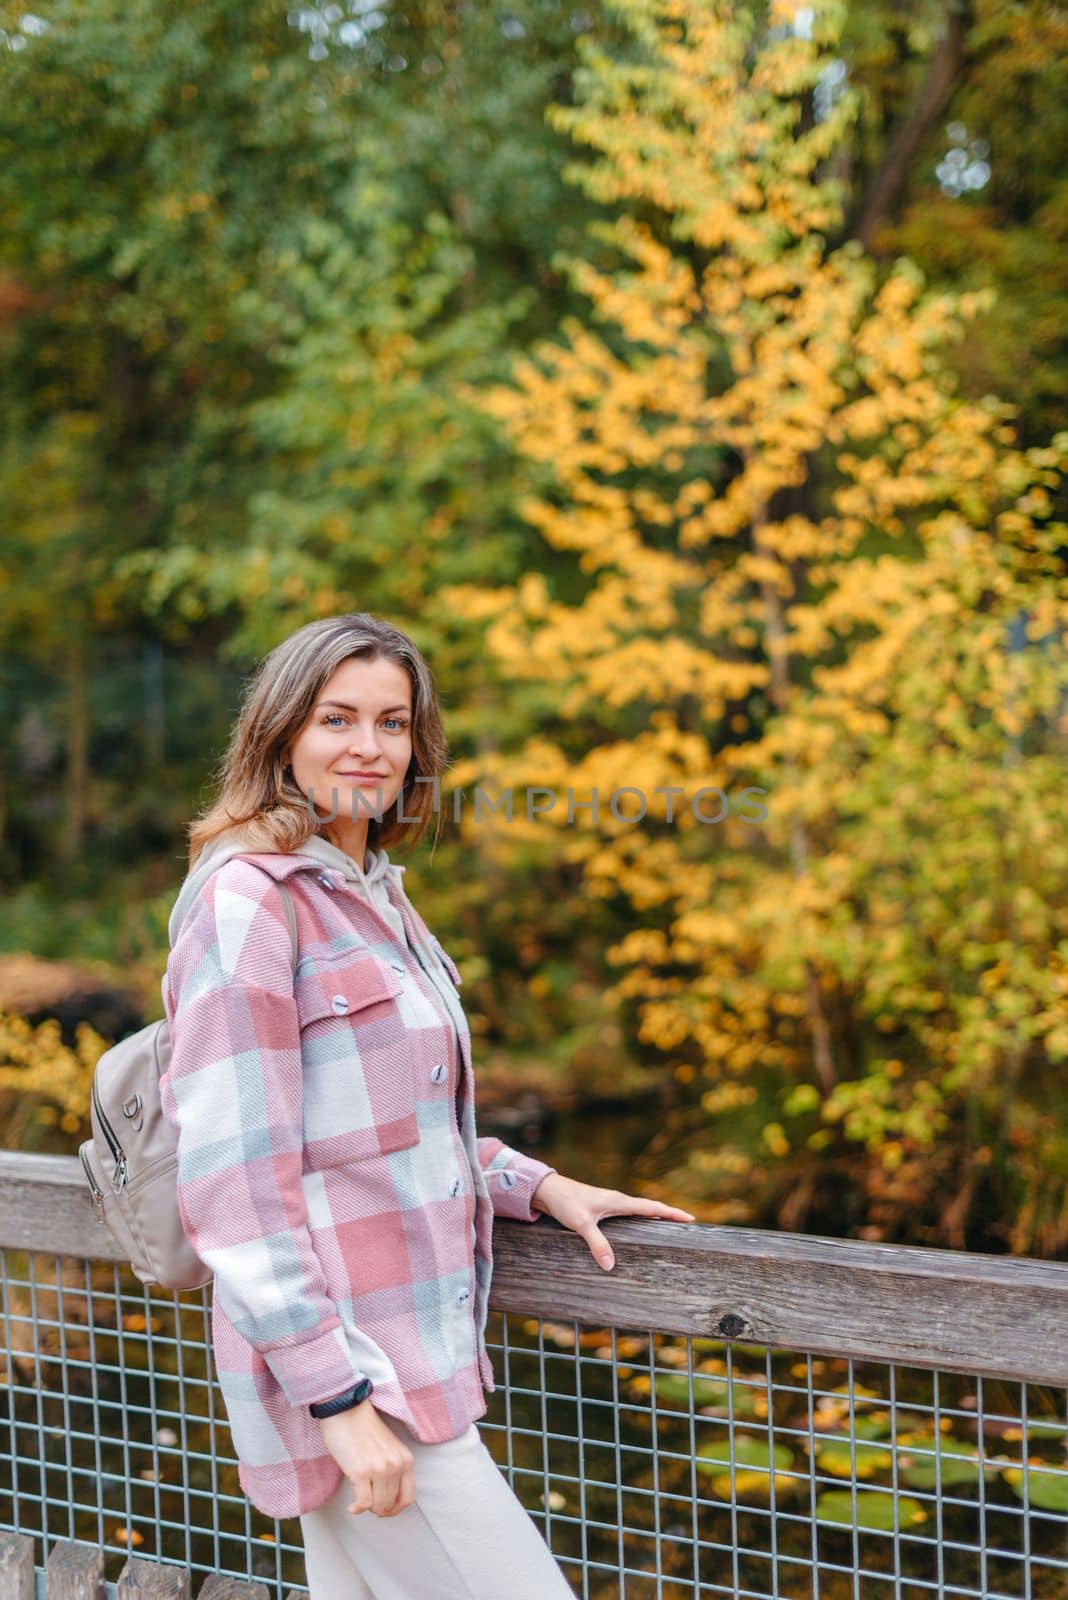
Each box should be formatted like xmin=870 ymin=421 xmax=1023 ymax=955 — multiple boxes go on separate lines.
xmin=0 ymin=1538 xmax=300 ymax=1600
xmin=44 ymin=1544 xmax=104 ymax=1600
xmin=114 ymin=1556 xmax=189 ymax=1600
xmin=0 ymin=1533 xmax=35 ymax=1600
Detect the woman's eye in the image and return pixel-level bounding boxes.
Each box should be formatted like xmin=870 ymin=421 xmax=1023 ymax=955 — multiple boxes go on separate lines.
xmin=321 ymin=714 xmax=409 ymax=731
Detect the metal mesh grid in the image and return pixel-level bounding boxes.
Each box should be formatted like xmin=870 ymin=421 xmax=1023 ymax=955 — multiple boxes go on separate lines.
xmin=480 ymin=1316 xmax=1068 ymax=1599
xmin=2 ymin=1246 xmax=1066 ymax=1600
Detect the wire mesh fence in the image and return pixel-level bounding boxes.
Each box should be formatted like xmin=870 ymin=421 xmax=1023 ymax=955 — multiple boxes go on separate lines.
xmin=485 ymin=1313 xmax=1068 ymax=1599
xmin=1 ymin=1237 xmax=1066 ymax=1600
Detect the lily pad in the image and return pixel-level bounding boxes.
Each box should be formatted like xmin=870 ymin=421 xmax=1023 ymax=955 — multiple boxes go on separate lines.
xmin=810 ymin=1410 xmax=894 ymax=1478
xmin=655 ymin=1372 xmax=762 ymax=1415
xmin=1002 ymin=1465 xmax=1068 ymax=1512
xmin=898 ymin=1436 xmax=984 ymax=1490
xmin=696 ymin=1435 xmax=796 ymax=1498
xmin=1029 ymin=1419 xmax=1068 ymax=1439
xmin=816 ymin=1490 xmax=927 ymax=1531
xmin=852 ymin=1414 xmax=893 ymax=1440
xmin=816 ymin=1438 xmax=893 ymax=1480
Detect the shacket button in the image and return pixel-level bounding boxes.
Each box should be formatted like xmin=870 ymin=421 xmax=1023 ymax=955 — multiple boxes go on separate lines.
xmin=317 ymin=873 xmax=334 ymax=889
xmin=430 ymin=1063 xmax=448 ymax=1085
xmin=389 ymin=959 xmax=405 ymax=973
xmin=456 ymin=1287 xmax=469 ymax=1306
xmin=449 ymin=1176 xmax=462 ymax=1197
xmin=497 ymin=1168 xmax=518 ymax=1190
xmin=331 ymin=994 xmax=349 ymax=1015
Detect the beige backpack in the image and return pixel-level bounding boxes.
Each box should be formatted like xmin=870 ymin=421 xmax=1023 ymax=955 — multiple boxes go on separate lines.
xmin=78 ymin=883 xmax=298 ymax=1291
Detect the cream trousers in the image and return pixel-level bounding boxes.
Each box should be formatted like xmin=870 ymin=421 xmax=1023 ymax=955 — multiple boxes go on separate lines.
xmin=298 ymin=1412 xmax=578 ymax=1600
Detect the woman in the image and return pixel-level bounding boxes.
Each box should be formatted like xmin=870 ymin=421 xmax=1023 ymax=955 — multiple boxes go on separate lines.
xmin=161 ymin=613 xmax=696 ymax=1600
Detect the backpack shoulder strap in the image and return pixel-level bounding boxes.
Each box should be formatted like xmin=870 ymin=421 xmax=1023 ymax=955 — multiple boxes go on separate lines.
xmin=169 ymin=855 xmax=301 ymax=971
xmin=277 ymin=881 xmax=299 ymax=971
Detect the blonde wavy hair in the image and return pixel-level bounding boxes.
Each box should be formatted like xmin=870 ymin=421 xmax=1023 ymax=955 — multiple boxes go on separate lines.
xmin=186 ymin=614 xmax=448 ymax=869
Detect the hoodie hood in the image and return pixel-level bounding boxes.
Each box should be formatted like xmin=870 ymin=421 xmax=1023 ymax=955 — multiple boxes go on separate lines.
xmin=167 ymin=823 xmax=406 ymax=947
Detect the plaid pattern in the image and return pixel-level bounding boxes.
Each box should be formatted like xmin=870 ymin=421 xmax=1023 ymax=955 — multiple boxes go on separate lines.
xmin=160 ymin=850 xmax=556 ymax=1519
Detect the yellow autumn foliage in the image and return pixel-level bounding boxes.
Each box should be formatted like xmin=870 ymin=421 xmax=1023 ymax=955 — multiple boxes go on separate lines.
xmin=446 ymin=0 xmax=1068 ymax=1248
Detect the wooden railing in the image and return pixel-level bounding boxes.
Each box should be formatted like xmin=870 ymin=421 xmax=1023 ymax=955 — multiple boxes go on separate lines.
xmin=3 ymin=1149 xmax=1065 ymax=1384
xmin=2 ymin=1150 xmax=1067 ymax=1600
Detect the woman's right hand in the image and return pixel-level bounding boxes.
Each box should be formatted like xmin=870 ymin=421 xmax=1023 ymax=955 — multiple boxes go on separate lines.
xmin=316 ymin=1401 xmax=416 ymax=1517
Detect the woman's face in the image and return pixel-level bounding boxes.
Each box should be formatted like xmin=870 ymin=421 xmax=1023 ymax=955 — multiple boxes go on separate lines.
xmin=286 ymin=654 xmax=414 ymax=831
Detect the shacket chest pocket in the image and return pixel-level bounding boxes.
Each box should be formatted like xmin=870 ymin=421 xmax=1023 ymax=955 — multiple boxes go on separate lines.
xmin=294 ymin=951 xmax=420 ymax=1169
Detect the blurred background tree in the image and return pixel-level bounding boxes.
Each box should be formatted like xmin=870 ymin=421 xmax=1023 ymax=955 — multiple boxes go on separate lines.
xmin=445 ymin=0 xmax=1068 ymax=1250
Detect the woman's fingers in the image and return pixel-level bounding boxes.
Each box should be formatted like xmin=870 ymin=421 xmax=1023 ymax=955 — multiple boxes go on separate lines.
xmin=581 ymin=1196 xmax=698 ymax=1268
xmin=603 ymin=1193 xmax=697 ymax=1220
xmin=372 ymin=1471 xmax=400 ymax=1517
xmin=395 ymin=1462 xmax=417 ymax=1515
xmin=581 ymin=1222 xmax=615 ymax=1270
xmin=351 ymin=1450 xmax=416 ymax=1518
xmin=376 ymin=1461 xmax=415 ymax=1518
xmin=349 ymin=1475 xmax=373 ymax=1515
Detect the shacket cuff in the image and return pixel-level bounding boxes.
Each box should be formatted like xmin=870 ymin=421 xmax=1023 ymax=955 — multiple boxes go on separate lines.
xmin=487 ymin=1148 xmax=558 ymax=1223
xmin=264 ymin=1322 xmax=370 ymax=1409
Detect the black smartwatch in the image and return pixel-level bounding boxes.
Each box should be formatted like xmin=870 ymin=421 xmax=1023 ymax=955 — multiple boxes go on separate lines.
xmin=308 ymin=1376 xmax=375 ymax=1419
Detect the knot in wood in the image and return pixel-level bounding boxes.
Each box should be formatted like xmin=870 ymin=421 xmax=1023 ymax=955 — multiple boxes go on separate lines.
xmin=715 ymin=1312 xmax=752 ymax=1339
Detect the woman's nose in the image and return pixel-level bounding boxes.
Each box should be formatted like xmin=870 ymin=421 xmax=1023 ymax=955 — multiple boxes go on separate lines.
xmin=347 ymin=725 xmax=383 ymax=759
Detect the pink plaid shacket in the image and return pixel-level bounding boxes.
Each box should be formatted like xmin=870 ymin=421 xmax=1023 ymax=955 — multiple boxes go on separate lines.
xmin=160 ymin=846 xmax=556 ymax=1519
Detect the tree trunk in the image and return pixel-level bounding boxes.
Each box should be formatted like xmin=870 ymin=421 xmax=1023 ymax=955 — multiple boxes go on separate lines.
xmin=852 ymin=0 xmax=972 ymax=251
xmin=61 ymin=616 xmax=89 ymax=863
xmin=142 ymin=637 xmax=165 ymax=772
xmin=747 ymin=454 xmax=837 ymax=1094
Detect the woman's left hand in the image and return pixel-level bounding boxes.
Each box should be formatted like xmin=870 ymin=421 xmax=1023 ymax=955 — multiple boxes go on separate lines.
xmin=530 ymin=1171 xmax=697 ymax=1271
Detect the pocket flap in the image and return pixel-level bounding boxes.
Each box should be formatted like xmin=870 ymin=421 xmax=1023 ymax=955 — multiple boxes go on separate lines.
xmin=296 ymin=952 xmax=405 ymax=1027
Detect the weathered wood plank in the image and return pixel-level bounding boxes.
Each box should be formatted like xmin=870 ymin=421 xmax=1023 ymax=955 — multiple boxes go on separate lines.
xmin=2 ymin=1151 xmax=1067 ymax=1385
xmin=0 ymin=1532 xmax=35 ymax=1600
xmin=0 ymin=1152 xmax=125 ymax=1266
xmin=488 ymin=1214 xmax=1068 ymax=1385
xmin=197 ymin=1576 xmax=270 ymax=1600
xmin=115 ymin=1556 xmax=189 ymax=1600
xmin=44 ymin=1542 xmax=103 ymax=1600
